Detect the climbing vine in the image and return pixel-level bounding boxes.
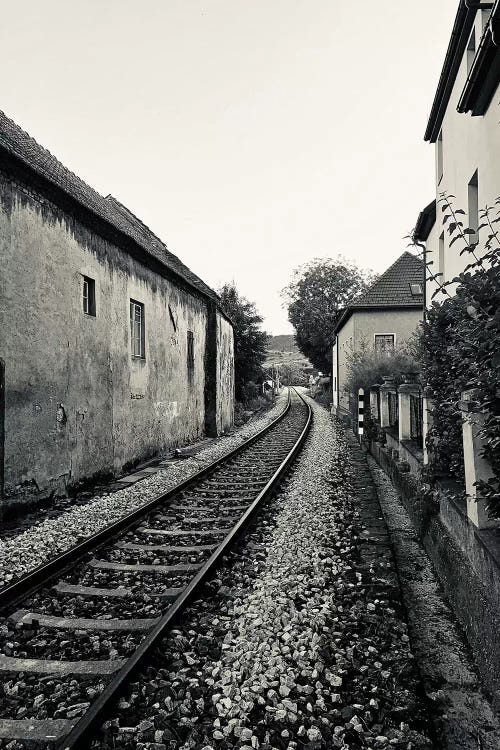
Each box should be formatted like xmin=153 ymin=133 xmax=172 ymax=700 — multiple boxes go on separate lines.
xmin=420 ymin=194 xmax=500 ymax=515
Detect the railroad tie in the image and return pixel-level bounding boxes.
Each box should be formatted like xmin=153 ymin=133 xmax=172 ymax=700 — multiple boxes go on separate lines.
xmin=116 ymin=541 xmax=217 ymax=553
xmin=89 ymin=558 xmax=201 ymax=573
xmin=10 ymin=610 xmax=159 ymax=631
xmin=0 ymin=718 xmax=76 ymax=741
xmin=138 ymin=527 xmax=230 ymax=537
xmin=54 ymin=582 xmax=185 ymax=599
xmin=0 ymin=654 xmax=125 ymax=676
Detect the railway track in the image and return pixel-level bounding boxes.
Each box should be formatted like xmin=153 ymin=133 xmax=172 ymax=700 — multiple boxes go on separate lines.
xmin=0 ymin=388 xmax=311 ymax=750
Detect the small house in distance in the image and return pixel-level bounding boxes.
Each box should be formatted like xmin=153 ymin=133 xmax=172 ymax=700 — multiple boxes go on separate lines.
xmin=332 ymin=251 xmax=424 ymax=418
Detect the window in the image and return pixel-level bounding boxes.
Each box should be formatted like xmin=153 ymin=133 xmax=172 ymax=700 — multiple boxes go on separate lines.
xmin=409 ymin=283 xmax=423 ymax=296
xmin=82 ymin=276 xmax=96 ymax=316
xmin=468 ymin=170 xmax=479 ymax=245
xmin=130 ymin=300 xmax=145 ymax=358
xmin=187 ymin=330 xmax=194 ymax=380
xmin=439 ymin=232 xmax=445 ymax=280
xmin=467 ymin=28 xmax=476 ymax=74
xmin=374 ymin=334 xmax=395 ymax=355
xmin=437 ymin=130 xmax=443 ymax=184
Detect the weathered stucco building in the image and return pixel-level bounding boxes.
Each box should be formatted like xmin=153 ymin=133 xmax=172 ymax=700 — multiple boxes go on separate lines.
xmin=332 ymin=252 xmax=424 ymax=416
xmin=416 ymin=0 xmax=500 ymax=304
xmin=0 ymin=111 xmax=234 ymax=511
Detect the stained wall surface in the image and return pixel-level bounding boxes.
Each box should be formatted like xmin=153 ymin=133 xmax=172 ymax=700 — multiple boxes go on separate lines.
xmin=0 ymin=172 xmax=232 ymax=508
xmin=215 ymin=310 xmax=235 ymax=434
xmin=334 ymin=309 xmax=422 ymax=413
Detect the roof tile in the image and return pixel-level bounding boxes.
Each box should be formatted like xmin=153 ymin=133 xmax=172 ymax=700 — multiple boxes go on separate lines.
xmin=0 ymin=110 xmax=219 ymax=304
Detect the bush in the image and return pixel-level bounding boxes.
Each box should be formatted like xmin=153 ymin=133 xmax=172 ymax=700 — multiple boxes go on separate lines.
xmin=420 ymin=194 xmax=500 ymax=515
xmin=344 ymin=343 xmax=420 ymax=400
xmin=344 ymin=342 xmax=420 ymax=442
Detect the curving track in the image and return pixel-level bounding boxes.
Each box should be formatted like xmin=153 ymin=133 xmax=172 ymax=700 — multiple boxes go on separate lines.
xmin=0 ymin=388 xmax=311 ymax=750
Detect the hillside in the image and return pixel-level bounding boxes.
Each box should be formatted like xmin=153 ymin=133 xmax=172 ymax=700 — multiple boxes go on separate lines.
xmin=265 ymin=334 xmax=312 ymax=370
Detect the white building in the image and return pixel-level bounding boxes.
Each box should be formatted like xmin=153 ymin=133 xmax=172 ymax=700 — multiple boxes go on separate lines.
xmin=415 ymin=0 xmax=500 ymax=304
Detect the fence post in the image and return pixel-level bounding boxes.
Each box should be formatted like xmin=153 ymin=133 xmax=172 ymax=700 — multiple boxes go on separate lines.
xmin=398 ymin=374 xmax=420 ymax=443
xmin=358 ymin=388 xmax=364 ymax=440
xmin=379 ymin=376 xmax=395 ymax=428
xmin=459 ymin=391 xmax=498 ymax=529
xmin=422 ymin=386 xmax=434 ymax=466
xmin=370 ymin=384 xmax=380 ymax=423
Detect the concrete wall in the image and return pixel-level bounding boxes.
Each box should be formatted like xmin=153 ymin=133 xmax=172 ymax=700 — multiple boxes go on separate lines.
xmin=335 ymin=309 xmax=422 ymax=412
xmin=0 ymin=172 xmax=232 ymax=510
xmin=426 ymin=10 xmax=500 ymax=305
xmin=215 ymin=310 xmax=234 ymax=434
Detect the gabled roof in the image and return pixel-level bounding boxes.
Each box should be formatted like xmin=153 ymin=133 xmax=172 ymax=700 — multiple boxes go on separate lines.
xmin=424 ymin=1 xmax=478 ymax=142
xmin=0 ymin=109 xmax=221 ymax=307
xmin=413 ymin=200 xmax=436 ymax=242
xmin=458 ymin=0 xmax=500 ymax=115
xmin=334 ymin=252 xmax=424 ymax=334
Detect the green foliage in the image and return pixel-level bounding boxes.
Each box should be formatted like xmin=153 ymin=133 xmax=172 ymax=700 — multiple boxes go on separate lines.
xmin=278 ymin=361 xmax=309 ymax=386
xmin=344 ymin=341 xmax=419 ymax=439
xmin=420 ymin=194 xmax=500 ymax=515
xmin=218 ymin=283 xmax=270 ymax=402
xmin=344 ymin=342 xmax=420 ymax=399
xmin=281 ymin=257 xmax=375 ymax=373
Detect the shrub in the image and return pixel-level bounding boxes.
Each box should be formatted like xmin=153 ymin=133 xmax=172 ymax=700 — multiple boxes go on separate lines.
xmin=420 ymin=194 xmax=500 ymax=515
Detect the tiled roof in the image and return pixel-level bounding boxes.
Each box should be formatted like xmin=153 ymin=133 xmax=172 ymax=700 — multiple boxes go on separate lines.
xmin=353 ymin=251 xmax=424 ymax=308
xmin=334 ymin=252 xmax=424 ymax=334
xmin=0 ymin=109 xmax=220 ymax=305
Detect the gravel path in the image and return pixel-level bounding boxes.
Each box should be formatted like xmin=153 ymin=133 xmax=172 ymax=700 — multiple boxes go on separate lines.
xmin=0 ymin=395 xmax=288 ymax=592
xmin=94 ymin=397 xmax=433 ymax=750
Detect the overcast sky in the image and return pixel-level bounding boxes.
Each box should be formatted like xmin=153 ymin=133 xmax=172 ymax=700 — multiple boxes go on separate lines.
xmin=0 ymin=1 xmax=457 ymax=334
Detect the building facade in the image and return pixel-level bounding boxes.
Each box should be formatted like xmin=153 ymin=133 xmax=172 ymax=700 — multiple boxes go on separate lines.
xmin=0 ymin=111 xmax=234 ymax=511
xmin=332 ymin=252 xmax=424 ymax=416
xmin=417 ymin=0 xmax=500 ymax=304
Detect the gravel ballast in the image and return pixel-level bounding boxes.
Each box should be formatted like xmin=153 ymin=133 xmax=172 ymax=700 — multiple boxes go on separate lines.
xmin=0 ymin=396 xmax=288 ymax=592
xmin=94 ymin=396 xmax=433 ymax=750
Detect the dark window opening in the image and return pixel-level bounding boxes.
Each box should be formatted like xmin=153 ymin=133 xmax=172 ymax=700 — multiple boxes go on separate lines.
xmin=374 ymin=334 xmax=395 ymax=355
xmin=83 ymin=276 xmax=96 ymax=316
xmin=130 ymin=299 xmax=145 ymax=359
xmin=168 ymin=304 xmax=177 ymax=332
xmin=437 ymin=129 xmax=443 ymax=184
xmin=187 ymin=330 xmax=194 ymax=380
xmin=468 ymin=170 xmax=479 ymax=246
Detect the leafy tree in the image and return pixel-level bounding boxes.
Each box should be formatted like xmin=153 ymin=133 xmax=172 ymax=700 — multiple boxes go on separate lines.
xmin=281 ymin=257 xmax=374 ymax=372
xmin=218 ymin=283 xmax=270 ymax=401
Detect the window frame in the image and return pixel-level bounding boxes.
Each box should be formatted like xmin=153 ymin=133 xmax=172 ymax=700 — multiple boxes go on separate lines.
xmin=82 ymin=275 xmax=96 ymax=317
xmin=437 ymin=129 xmax=443 ymax=185
xmin=439 ymin=231 xmax=445 ymax=281
xmin=187 ymin=329 xmax=194 ymax=381
xmin=130 ymin=299 xmax=146 ymax=359
xmin=374 ymin=333 xmax=396 ymax=355
xmin=468 ymin=169 xmax=479 ymax=246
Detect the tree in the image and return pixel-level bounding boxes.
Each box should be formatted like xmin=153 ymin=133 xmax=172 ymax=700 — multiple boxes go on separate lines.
xmin=281 ymin=257 xmax=374 ymax=372
xmin=218 ymin=283 xmax=270 ymax=401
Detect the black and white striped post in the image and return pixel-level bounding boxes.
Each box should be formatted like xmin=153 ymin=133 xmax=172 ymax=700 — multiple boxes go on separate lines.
xmin=358 ymin=387 xmax=364 ymax=440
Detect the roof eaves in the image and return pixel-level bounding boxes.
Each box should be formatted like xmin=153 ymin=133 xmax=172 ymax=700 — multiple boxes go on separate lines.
xmin=413 ymin=200 xmax=437 ymax=242
xmin=424 ymin=1 xmax=478 ymax=142
xmin=457 ymin=0 xmax=500 ymax=114
xmin=333 ymin=301 xmax=423 ymax=337
xmin=0 ymin=111 xmax=228 ymax=315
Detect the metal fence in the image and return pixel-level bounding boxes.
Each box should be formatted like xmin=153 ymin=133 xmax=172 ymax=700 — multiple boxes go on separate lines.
xmin=410 ymin=392 xmax=423 ymax=446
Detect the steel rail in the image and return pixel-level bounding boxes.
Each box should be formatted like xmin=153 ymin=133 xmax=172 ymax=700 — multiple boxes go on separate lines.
xmin=0 ymin=390 xmax=291 ymax=613
xmin=58 ymin=388 xmax=312 ymax=750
